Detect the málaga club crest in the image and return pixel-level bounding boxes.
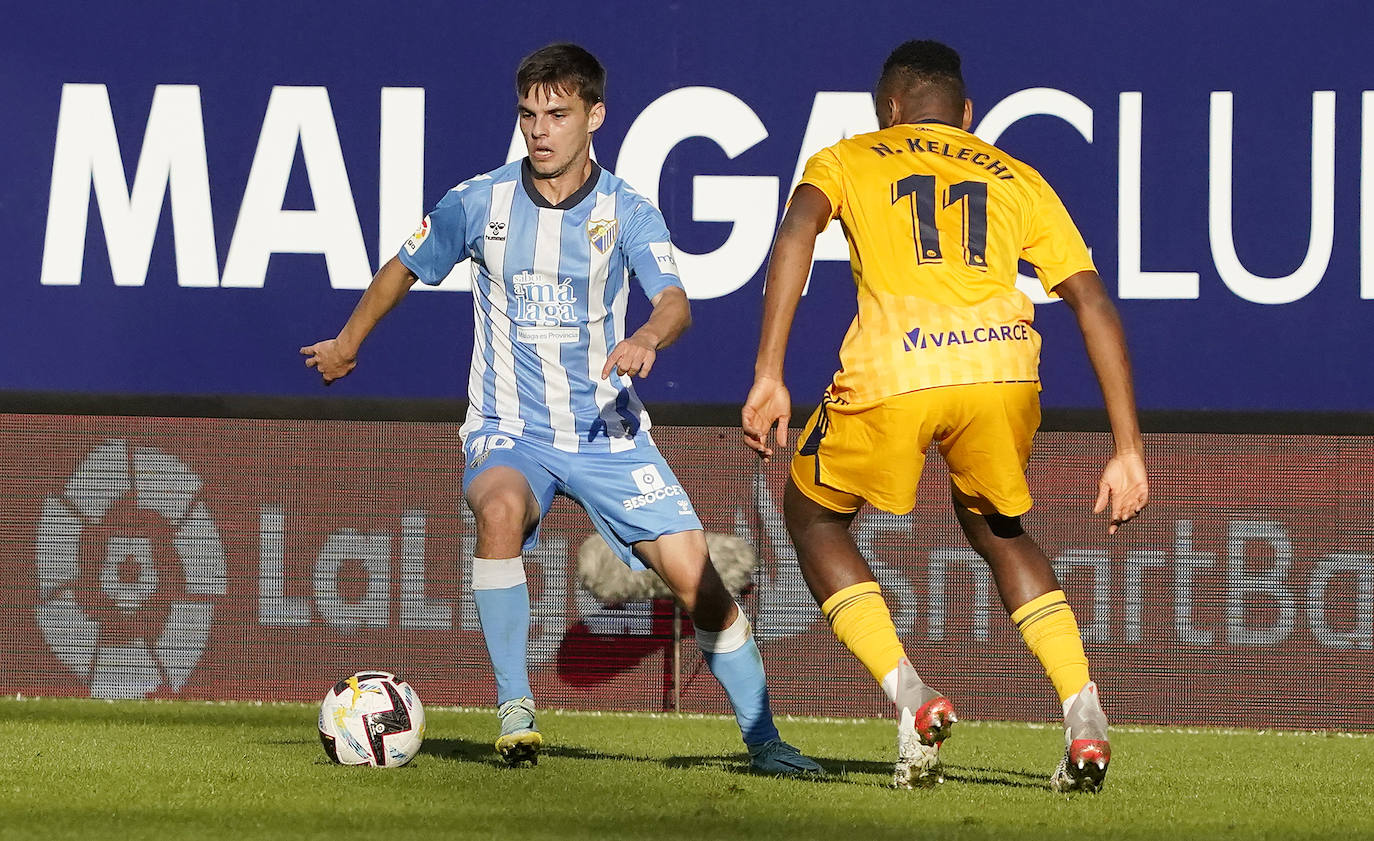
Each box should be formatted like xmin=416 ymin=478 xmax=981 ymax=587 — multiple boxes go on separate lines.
xmin=587 ymin=218 xmax=617 ymax=254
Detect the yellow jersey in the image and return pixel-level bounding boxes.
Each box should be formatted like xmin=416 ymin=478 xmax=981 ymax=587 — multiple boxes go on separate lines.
xmin=799 ymin=120 xmax=1094 ymax=403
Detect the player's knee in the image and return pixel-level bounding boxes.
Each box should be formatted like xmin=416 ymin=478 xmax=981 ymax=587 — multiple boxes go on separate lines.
xmin=956 ymin=502 xmax=1026 ymax=555
xmin=984 ymin=513 xmax=1025 ymax=539
xmin=683 ymin=572 xmax=734 ymax=629
xmin=471 ymin=492 xmax=537 ymax=541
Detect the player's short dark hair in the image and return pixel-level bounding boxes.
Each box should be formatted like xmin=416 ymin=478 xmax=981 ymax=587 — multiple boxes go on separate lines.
xmin=878 ymin=39 xmax=966 ymax=108
xmin=516 ymin=43 xmax=606 ymax=106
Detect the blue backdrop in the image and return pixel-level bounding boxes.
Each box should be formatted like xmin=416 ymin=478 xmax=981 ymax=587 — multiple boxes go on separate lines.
xmin=4 ymin=0 xmax=1370 ymax=410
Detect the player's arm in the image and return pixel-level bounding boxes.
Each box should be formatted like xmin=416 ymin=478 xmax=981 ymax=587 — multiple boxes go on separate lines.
xmin=300 ymin=256 xmax=418 ymax=384
xmin=1055 ymin=270 xmax=1149 ymax=533
xmin=742 ymin=183 xmax=832 ymax=461
xmin=608 ymin=194 xmax=694 ymax=380
xmin=602 ymin=285 xmax=690 ymax=379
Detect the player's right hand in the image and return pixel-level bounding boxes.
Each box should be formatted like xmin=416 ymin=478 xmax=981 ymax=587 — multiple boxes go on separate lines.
xmin=300 ymin=339 xmax=357 ymax=385
xmin=742 ymin=376 xmax=791 ymax=462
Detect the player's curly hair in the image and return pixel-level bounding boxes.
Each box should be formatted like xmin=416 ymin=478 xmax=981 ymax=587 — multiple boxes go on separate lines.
xmin=517 ymin=43 xmax=606 ymax=106
xmin=878 ymin=39 xmax=966 ymax=109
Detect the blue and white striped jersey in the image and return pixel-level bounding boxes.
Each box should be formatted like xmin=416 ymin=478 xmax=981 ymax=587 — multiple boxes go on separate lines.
xmin=397 ymin=160 xmax=683 ymax=453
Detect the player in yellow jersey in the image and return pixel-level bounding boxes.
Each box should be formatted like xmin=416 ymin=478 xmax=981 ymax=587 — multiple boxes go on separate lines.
xmin=742 ymin=40 xmax=1148 ymax=793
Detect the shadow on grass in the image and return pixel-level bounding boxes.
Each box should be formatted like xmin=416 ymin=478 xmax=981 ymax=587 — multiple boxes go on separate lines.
xmin=715 ymin=758 xmax=1046 ymax=790
xmin=421 ymin=737 xmax=834 ymax=779
xmin=943 ymin=765 xmax=1047 ymax=789
xmin=420 ymin=737 xmax=623 ymax=767
xmin=418 ymin=738 xmax=1047 ymax=790
xmin=231 ymin=724 xmax=1051 ymax=790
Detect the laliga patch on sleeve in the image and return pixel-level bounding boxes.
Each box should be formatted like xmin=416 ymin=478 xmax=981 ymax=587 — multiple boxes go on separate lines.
xmin=648 ymin=241 xmax=679 ymax=277
xmin=403 ymin=215 xmax=431 ymax=255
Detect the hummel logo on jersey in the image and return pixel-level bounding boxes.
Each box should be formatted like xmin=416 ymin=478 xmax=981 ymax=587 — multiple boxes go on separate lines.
xmin=486 ymin=221 xmax=507 ymax=242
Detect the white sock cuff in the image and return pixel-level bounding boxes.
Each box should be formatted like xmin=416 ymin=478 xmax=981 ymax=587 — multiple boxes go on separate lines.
xmin=472 ymin=556 xmax=526 ymax=590
xmin=695 ymin=607 xmax=751 ymax=654
xmin=880 ymin=667 xmax=900 ymax=703
xmin=1062 ymin=680 xmax=1096 ymax=717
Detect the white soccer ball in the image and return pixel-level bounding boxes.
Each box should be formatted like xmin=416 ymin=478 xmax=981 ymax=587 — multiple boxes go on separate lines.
xmin=318 ymin=670 xmax=425 ymax=767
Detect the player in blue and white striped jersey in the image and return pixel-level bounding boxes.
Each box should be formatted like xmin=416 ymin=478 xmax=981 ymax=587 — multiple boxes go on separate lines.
xmin=402 ymin=145 xmax=675 ymax=454
xmin=301 ymin=43 xmax=820 ymax=777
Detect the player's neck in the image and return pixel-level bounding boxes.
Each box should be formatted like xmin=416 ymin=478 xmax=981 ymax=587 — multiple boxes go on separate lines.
xmin=898 ymin=114 xmax=961 ymax=129
xmin=529 ymin=156 xmax=596 ymax=206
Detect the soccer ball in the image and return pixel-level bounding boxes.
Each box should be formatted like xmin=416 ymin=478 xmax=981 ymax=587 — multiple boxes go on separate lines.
xmin=318 ymin=670 xmax=425 ymax=767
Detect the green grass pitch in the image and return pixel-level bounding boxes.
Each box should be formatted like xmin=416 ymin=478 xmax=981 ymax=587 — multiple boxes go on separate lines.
xmin=2 ymin=697 xmax=1370 ymax=841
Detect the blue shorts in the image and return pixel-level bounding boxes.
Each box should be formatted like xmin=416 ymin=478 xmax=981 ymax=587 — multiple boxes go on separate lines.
xmin=461 ymin=427 xmax=704 ymax=568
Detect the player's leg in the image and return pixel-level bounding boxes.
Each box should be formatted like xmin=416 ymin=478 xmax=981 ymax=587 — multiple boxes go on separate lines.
xmin=784 ymin=478 xmax=954 ymax=788
xmin=941 ymin=383 xmax=1109 ymax=792
xmin=953 ymin=504 xmax=1108 ymax=791
xmin=462 ymin=435 xmax=557 ymax=766
xmin=562 ymin=447 xmax=820 ymax=775
xmin=632 ymin=530 xmax=822 ymax=776
xmin=785 ymin=397 xmax=956 ymax=787
xmin=954 ymin=503 xmax=1108 ymax=791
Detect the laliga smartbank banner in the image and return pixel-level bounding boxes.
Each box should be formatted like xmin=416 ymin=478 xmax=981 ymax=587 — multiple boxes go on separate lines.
xmin=2 ymin=414 xmax=1371 ymax=730
xmin=3 ymin=1 xmax=1373 ymax=410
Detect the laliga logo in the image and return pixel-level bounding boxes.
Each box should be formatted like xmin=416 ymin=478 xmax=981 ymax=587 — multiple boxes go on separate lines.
xmin=35 ymin=440 xmax=226 ymax=698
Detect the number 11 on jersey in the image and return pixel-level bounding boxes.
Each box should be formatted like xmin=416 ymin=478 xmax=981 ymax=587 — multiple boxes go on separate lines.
xmin=891 ymin=175 xmax=989 ymax=270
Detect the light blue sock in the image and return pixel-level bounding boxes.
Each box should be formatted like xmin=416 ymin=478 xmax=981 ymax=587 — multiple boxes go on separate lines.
xmin=472 ymin=556 xmax=532 ymax=704
xmin=697 ymin=609 xmax=780 ymax=746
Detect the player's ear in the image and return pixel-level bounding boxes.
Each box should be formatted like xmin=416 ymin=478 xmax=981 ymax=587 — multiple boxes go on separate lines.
xmin=962 ymin=98 xmax=974 ymax=131
xmin=587 ymin=101 xmax=606 ymax=133
xmin=880 ymin=96 xmax=901 ymax=128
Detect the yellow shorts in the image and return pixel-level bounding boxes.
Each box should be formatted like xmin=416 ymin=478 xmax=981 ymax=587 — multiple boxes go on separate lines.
xmin=789 ymin=382 xmax=1041 ymax=517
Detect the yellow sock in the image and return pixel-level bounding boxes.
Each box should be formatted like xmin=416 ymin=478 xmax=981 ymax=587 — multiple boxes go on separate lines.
xmin=1011 ymin=589 xmax=1091 ymax=703
xmin=821 ymin=582 xmax=907 ymax=685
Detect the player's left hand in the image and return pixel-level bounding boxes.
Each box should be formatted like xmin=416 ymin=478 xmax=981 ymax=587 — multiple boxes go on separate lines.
xmin=602 ymin=334 xmax=657 ymax=379
xmin=1094 ymin=451 xmax=1149 ymax=534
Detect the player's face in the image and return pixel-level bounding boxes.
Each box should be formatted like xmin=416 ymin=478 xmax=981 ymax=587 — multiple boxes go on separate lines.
xmin=518 ymin=86 xmax=605 ymax=180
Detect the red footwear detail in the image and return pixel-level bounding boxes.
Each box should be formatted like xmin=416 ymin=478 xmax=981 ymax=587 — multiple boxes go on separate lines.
xmin=912 ymin=695 xmax=957 ymax=747
xmin=1054 ymin=739 xmax=1110 ymax=793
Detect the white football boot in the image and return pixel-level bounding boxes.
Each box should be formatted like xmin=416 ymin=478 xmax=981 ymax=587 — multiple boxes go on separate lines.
xmin=891 ymin=659 xmax=957 ymax=789
xmin=1050 ymin=681 xmax=1110 ymax=793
